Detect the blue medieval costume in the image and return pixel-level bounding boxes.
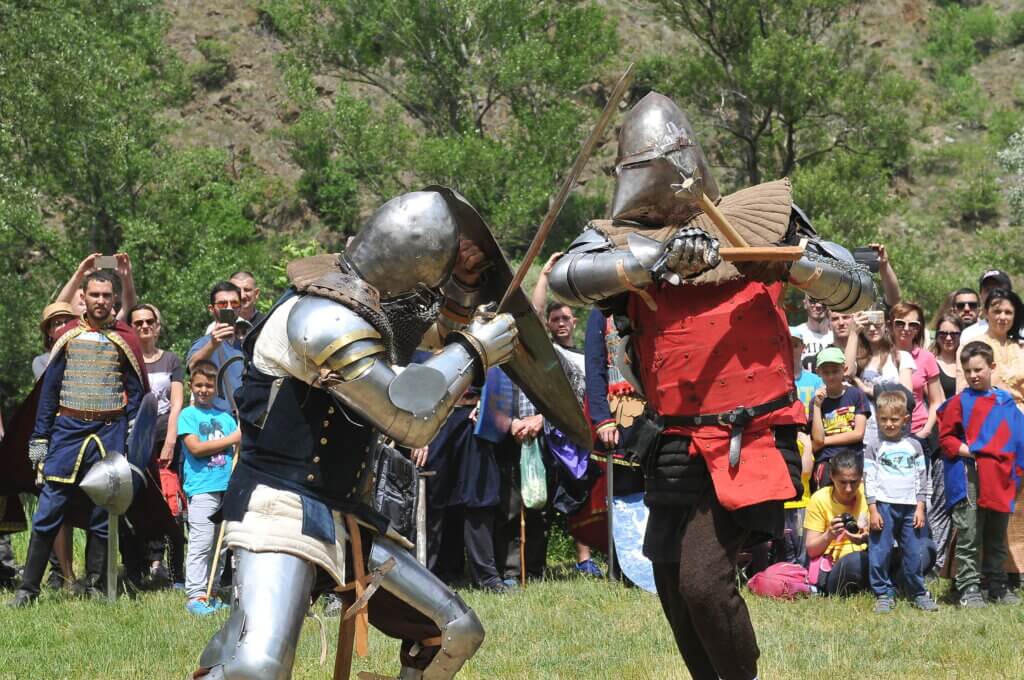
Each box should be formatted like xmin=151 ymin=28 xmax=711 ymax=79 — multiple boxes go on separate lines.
xmin=8 ymin=316 xmax=147 ymax=604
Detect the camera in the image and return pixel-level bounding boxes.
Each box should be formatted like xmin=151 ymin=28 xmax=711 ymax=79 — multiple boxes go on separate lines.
xmin=839 ymin=512 xmax=859 ymax=534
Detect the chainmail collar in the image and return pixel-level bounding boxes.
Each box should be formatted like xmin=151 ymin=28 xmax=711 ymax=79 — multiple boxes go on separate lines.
xmin=380 ymin=284 xmax=442 ymax=365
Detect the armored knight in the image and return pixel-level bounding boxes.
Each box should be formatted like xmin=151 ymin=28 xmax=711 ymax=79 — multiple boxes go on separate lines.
xmin=549 ymin=93 xmax=875 ymax=680
xmin=8 ymin=270 xmax=148 ymax=607
xmin=193 ymin=189 xmax=524 ymax=680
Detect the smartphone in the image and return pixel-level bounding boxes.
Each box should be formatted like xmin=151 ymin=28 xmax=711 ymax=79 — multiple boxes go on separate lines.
xmin=95 ymin=255 xmax=118 ymax=270
xmin=852 ymin=246 xmax=880 ymax=273
xmin=216 ymin=308 xmax=237 ymax=325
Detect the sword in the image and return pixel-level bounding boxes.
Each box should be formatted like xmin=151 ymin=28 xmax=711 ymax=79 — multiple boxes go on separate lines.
xmin=498 ymin=63 xmax=635 ymax=311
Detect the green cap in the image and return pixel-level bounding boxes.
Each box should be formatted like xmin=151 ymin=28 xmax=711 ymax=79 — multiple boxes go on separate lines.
xmin=816 ymin=346 xmax=846 ymax=367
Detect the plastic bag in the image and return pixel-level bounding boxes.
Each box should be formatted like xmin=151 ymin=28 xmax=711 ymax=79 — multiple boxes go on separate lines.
xmin=520 ymin=438 xmax=547 ymax=510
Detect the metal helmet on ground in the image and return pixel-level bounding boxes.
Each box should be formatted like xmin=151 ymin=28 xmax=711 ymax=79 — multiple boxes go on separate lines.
xmin=610 ymin=92 xmax=720 ymax=226
xmin=342 ymin=191 xmax=461 ymax=300
xmin=78 ymin=451 xmax=144 ymax=515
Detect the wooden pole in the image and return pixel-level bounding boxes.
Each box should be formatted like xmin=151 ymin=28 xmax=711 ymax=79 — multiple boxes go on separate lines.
xmin=106 ymin=512 xmax=119 ymax=603
xmin=695 ymin=192 xmax=749 ymax=249
xmin=519 ymin=506 xmax=527 ymax=588
xmin=416 ymin=472 xmax=436 ymax=567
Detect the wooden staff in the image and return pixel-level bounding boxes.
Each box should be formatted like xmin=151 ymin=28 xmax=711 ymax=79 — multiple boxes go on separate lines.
xmin=519 ymin=506 xmax=527 ymax=588
xmin=416 ymin=471 xmax=435 ymax=566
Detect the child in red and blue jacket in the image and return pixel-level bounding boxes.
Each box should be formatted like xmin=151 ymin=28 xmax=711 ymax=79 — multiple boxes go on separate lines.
xmin=938 ymin=341 xmax=1024 ymax=607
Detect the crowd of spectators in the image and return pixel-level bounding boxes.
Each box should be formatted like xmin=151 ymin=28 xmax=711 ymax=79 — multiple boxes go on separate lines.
xmin=3 ymin=244 xmax=1023 ymax=619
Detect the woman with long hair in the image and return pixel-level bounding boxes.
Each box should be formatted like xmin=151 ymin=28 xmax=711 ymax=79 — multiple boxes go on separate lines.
xmin=889 ymin=302 xmax=945 ymax=444
xmin=128 ymin=303 xmax=186 ymax=588
xmin=929 ymin=314 xmax=964 ymax=400
xmin=955 ymin=289 xmax=1024 ymax=403
xmin=844 ymin=310 xmax=914 ymax=447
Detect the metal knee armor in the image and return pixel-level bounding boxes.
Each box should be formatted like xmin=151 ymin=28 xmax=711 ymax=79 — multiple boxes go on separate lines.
xmin=369 ymin=537 xmax=485 ymax=680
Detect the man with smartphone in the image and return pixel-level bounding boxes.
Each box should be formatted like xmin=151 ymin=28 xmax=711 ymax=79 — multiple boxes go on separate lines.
xmin=188 ymin=282 xmax=245 ymax=414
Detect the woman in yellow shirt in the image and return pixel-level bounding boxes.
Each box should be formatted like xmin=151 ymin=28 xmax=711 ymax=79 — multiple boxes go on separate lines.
xmin=804 ymin=451 xmax=870 ymax=594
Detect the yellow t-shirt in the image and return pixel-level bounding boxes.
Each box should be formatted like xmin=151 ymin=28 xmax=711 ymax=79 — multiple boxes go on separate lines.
xmin=784 ymin=439 xmax=812 ymax=510
xmin=803 ymin=485 xmax=869 ymax=561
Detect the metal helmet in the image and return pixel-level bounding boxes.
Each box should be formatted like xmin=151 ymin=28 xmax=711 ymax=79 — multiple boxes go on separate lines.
xmin=79 ymin=451 xmax=144 ymax=515
xmin=342 ymin=191 xmax=461 ymax=300
xmin=610 ymin=92 xmax=720 ymax=226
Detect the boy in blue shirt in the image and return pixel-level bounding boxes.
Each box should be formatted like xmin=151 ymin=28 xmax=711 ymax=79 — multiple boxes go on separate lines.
xmin=178 ymin=359 xmax=239 ymax=615
xmin=865 ymin=390 xmax=937 ymax=613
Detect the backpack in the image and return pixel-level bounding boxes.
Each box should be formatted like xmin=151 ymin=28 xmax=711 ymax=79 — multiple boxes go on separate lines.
xmin=747 ymin=562 xmax=814 ymax=600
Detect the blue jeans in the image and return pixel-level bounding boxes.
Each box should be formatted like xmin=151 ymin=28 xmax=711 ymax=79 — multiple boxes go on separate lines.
xmin=868 ymin=502 xmax=926 ymax=597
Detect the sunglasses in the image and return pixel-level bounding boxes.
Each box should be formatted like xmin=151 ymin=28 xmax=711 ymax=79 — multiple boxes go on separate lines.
xmin=132 ymin=318 xmax=158 ymax=327
xmin=936 ymin=330 xmax=961 ymax=340
xmin=212 ymin=300 xmax=241 ymax=309
xmin=955 ymin=301 xmax=979 ymax=310
xmin=893 ymin=319 xmax=921 ymax=331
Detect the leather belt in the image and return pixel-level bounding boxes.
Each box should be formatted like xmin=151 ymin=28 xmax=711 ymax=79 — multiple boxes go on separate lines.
xmin=58 ymin=406 xmax=123 ymax=422
xmin=658 ymin=389 xmax=798 ymax=469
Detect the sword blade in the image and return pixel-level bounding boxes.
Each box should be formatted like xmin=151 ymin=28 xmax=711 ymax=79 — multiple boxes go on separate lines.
xmin=498 ymin=63 xmax=636 ymax=311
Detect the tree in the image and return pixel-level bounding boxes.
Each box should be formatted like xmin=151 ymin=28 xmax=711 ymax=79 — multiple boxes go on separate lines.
xmin=998 ymin=128 xmax=1024 ymax=226
xmin=638 ymin=0 xmax=914 ymax=189
xmin=0 ymin=0 xmax=186 ymax=253
xmin=265 ymin=0 xmax=617 ymax=249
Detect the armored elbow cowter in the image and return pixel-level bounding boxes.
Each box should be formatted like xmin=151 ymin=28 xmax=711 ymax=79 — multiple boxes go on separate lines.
xmin=287 ymin=295 xmax=517 ymax=449
xmin=788 ymin=241 xmax=876 ymax=313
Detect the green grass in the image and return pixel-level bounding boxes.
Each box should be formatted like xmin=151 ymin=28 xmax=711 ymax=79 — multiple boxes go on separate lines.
xmin=3 ymin=555 xmax=1024 ymax=680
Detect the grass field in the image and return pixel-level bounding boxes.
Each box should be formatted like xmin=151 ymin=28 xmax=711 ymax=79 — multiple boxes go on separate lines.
xmin=3 ymin=534 xmax=1024 ymax=680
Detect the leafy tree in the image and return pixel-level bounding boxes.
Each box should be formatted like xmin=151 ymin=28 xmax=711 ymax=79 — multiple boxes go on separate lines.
xmin=638 ymin=0 xmax=914 ymax=189
xmin=0 ymin=0 xmax=186 ymax=253
xmin=998 ymin=129 xmax=1024 ymax=226
xmin=264 ymin=0 xmax=617 ymax=249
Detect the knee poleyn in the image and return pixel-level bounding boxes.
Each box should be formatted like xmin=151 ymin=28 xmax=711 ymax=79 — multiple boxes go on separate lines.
xmin=423 ymin=608 xmax=485 ymax=679
xmin=221 ymin=648 xmax=291 ymax=680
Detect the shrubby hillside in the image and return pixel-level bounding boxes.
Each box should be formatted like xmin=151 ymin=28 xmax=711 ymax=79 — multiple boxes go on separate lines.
xmin=2 ymin=0 xmax=1023 ymax=411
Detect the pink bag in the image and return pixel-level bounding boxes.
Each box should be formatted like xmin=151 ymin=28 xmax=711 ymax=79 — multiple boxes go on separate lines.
xmin=748 ymin=562 xmax=813 ymax=600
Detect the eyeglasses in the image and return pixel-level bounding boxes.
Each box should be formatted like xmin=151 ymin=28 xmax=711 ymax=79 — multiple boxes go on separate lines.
xmin=132 ymin=318 xmax=157 ymax=327
xmin=955 ymin=301 xmax=979 ymax=310
xmin=213 ymin=300 xmax=241 ymax=309
xmin=893 ymin=319 xmax=921 ymax=331
xmin=936 ymin=330 xmax=961 ymax=340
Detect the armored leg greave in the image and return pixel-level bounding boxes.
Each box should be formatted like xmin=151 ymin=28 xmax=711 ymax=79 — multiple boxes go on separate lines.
xmin=369 ymin=537 xmax=485 ymax=680
xmin=198 ymin=549 xmax=316 ymax=680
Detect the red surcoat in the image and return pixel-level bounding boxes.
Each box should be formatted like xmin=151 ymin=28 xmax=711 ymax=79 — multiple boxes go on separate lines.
xmin=628 ymin=278 xmax=805 ymax=510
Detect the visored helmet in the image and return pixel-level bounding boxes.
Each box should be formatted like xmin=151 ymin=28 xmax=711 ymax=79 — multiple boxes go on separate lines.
xmin=342 ymin=191 xmax=460 ymax=300
xmin=610 ymin=92 xmax=720 ymax=226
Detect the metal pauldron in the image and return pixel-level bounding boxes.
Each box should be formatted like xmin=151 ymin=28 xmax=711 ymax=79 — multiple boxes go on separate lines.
xmin=287 ymin=295 xmax=386 ymax=374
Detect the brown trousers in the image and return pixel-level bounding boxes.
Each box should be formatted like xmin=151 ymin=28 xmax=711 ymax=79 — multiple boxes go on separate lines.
xmin=651 ymin=490 xmax=759 ymax=680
